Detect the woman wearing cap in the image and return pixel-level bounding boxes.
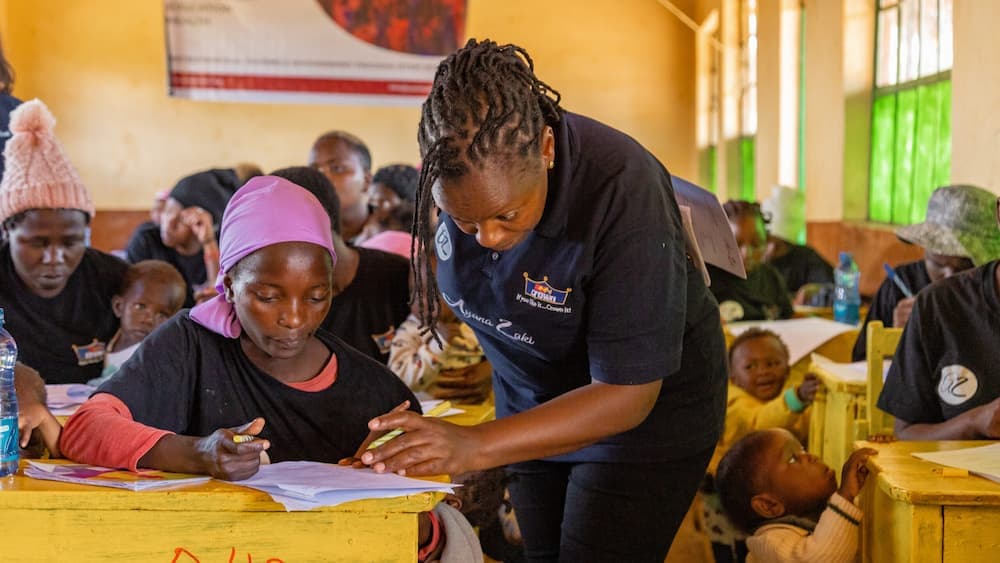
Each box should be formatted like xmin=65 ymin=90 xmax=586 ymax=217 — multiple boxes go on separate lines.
xmin=0 ymin=100 xmax=128 ymax=454
xmin=877 ymin=189 xmax=1000 ymax=440
xmin=125 ymin=168 xmax=246 ymax=307
xmin=851 ymin=184 xmax=1000 ymax=361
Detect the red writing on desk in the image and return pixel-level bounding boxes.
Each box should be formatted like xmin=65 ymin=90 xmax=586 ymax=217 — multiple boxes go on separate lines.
xmin=171 ymin=546 xmax=284 ymax=563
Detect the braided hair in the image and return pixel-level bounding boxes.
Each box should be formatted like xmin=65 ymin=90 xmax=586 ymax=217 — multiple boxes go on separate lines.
xmin=412 ymin=38 xmax=562 ymax=330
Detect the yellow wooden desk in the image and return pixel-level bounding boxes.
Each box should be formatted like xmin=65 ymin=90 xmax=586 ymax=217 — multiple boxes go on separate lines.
xmin=0 ymin=460 xmax=440 ymax=562
xmin=855 ymin=440 xmax=1000 ymax=563
xmin=808 ymin=356 xmax=868 ymax=474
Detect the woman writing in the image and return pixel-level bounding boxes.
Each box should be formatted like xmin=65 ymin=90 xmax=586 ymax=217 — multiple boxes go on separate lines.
xmin=361 ymin=39 xmax=728 ymax=562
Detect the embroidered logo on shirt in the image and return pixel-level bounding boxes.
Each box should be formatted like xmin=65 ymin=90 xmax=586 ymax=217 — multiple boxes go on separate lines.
xmin=521 ymin=273 xmax=572 ymax=306
xmin=372 ymin=327 xmax=396 ymax=354
xmin=435 ymin=222 xmax=453 ymax=261
xmin=937 ymin=364 xmax=978 ymax=406
xmin=71 ymin=339 xmax=107 ymax=367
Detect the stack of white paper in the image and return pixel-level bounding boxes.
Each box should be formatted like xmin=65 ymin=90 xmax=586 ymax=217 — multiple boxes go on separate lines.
xmin=233 ymin=461 xmax=456 ymax=511
xmin=25 ymin=461 xmax=210 ymax=490
xmin=913 ymin=443 xmax=1000 ymax=484
xmin=45 ymin=384 xmax=97 ymax=416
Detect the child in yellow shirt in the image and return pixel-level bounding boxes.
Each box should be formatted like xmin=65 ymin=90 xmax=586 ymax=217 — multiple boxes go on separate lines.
xmin=704 ymin=327 xmax=820 ymax=563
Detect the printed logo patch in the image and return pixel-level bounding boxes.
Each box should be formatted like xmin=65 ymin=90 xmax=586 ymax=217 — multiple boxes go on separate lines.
xmin=435 ymin=222 xmax=453 ymax=261
xmin=72 ymin=339 xmax=107 ymax=367
xmin=371 ymin=327 xmax=396 ymax=354
xmin=937 ymin=364 xmax=978 ymax=406
xmin=522 ymin=273 xmax=572 ymax=305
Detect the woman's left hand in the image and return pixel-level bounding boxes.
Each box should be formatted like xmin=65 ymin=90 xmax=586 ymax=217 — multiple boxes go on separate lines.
xmin=360 ymin=411 xmax=484 ymax=476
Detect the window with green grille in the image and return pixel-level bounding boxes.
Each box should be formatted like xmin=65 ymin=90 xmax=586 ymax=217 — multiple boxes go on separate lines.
xmin=869 ymin=0 xmax=952 ymax=224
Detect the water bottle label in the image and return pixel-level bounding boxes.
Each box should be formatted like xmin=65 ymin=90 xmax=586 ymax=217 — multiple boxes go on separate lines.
xmin=0 ymin=415 xmax=18 ymax=463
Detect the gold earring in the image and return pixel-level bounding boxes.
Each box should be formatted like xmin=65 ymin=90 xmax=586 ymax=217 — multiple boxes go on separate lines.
xmin=548 ymin=160 xmax=555 ymax=170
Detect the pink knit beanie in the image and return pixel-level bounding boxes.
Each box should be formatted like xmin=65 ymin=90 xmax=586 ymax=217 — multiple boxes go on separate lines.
xmin=0 ymin=99 xmax=95 ymax=222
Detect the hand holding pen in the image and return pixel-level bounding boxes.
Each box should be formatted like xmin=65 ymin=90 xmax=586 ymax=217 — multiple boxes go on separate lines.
xmin=195 ymin=417 xmax=271 ymax=481
xmin=884 ymin=263 xmax=917 ymax=327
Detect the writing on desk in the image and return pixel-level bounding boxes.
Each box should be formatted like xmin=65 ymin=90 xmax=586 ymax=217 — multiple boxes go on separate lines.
xmin=171 ymin=546 xmax=284 ymax=563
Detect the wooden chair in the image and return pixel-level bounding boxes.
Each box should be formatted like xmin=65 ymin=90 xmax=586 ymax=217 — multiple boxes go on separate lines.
xmin=860 ymin=321 xmax=903 ymax=437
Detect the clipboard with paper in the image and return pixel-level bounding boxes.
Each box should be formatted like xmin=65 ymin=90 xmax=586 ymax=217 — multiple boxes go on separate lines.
xmin=671 ymin=175 xmax=747 ymax=286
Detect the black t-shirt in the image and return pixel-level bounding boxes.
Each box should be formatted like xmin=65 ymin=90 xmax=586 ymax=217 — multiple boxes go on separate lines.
xmin=878 ymin=261 xmax=1000 ymax=425
xmin=851 ymin=260 xmax=931 ymax=361
xmin=321 ymin=246 xmax=410 ymax=364
xmin=124 ymin=221 xmax=207 ymax=308
xmin=98 ymin=313 xmax=420 ymax=463
xmin=0 ymin=245 xmax=128 ymax=384
xmin=708 ymin=263 xmax=794 ymax=322
xmin=435 ymin=111 xmax=728 ymax=462
xmin=768 ymin=243 xmax=833 ymax=293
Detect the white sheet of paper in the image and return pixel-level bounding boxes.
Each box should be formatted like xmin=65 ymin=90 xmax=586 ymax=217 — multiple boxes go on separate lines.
xmin=233 ymin=461 xmax=455 ymax=510
xmin=912 ymin=443 xmax=1000 ymax=484
xmin=810 ymin=355 xmax=893 ymax=384
xmin=727 ymin=318 xmax=855 ymax=365
xmin=45 ymin=384 xmax=96 ymax=408
xmin=672 ymin=175 xmax=746 ymax=279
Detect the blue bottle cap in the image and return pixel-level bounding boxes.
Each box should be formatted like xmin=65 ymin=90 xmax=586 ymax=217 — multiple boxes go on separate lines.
xmin=839 ymin=251 xmax=853 ymax=266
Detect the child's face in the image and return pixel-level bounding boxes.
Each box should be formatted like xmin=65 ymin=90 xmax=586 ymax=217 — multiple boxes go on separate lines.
xmin=113 ymin=277 xmax=184 ymax=341
xmin=730 ymin=336 xmax=790 ymax=401
xmin=754 ymin=429 xmax=837 ymax=519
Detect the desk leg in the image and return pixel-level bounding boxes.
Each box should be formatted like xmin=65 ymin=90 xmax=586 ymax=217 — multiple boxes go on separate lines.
xmin=809 ymin=385 xmax=828 ymax=462
xmin=860 ymin=476 xmax=943 ymax=563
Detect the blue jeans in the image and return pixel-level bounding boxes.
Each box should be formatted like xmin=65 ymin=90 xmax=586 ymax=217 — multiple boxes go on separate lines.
xmin=506 ymin=446 xmax=714 ymax=563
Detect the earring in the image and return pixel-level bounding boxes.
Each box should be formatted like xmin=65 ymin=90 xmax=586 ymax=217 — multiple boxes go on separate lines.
xmin=548 ymin=160 xmax=555 ymax=170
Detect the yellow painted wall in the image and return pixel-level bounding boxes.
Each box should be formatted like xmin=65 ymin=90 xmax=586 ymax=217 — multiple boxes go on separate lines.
xmin=1 ymin=0 xmax=697 ymax=209
xmin=951 ymin=0 xmax=1000 ymax=194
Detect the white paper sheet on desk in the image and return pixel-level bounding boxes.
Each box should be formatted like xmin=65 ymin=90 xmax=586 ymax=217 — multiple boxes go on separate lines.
xmin=233 ymin=461 xmax=455 ymax=511
xmin=45 ymin=384 xmax=97 ymax=416
xmin=912 ymin=443 xmax=1000 ymax=484
xmin=419 ymin=399 xmax=464 ymax=418
xmin=810 ymin=355 xmax=893 ymax=383
xmin=728 ymin=318 xmax=854 ymax=365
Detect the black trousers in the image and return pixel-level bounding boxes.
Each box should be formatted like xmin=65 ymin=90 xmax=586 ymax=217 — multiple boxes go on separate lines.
xmin=506 ymin=446 xmax=714 ymax=563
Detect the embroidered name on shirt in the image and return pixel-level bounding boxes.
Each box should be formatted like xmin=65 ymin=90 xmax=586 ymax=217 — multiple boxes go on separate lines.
xmin=72 ymin=339 xmax=107 ymax=366
xmin=442 ymin=292 xmax=536 ymax=346
xmin=519 ymin=273 xmax=573 ymax=313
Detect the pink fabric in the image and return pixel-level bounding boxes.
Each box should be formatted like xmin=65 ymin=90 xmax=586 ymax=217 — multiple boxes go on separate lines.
xmin=60 ymin=394 xmax=172 ymax=472
xmin=0 ymin=99 xmax=95 ymax=222
xmin=359 ymin=230 xmax=414 ymax=259
xmin=189 ymin=175 xmax=337 ymax=338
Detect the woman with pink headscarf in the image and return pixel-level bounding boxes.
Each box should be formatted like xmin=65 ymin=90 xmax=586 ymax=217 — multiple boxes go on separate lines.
xmin=61 ymin=176 xmax=420 ymax=478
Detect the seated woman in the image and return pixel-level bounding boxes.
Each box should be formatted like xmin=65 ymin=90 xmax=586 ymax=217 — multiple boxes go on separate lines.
xmin=125 ymin=167 xmax=247 ymax=307
xmin=877 ymin=192 xmax=1000 ymax=440
xmin=61 ymin=176 xmax=420 ymax=474
xmin=760 ymin=185 xmax=833 ymax=298
xmin=1 ymin=99 xmax=128 ymax=388
xmin=709 ymin=200 xmax=793 ymax=322
xmin=852 ymin=184 xmax=1000 ymax=360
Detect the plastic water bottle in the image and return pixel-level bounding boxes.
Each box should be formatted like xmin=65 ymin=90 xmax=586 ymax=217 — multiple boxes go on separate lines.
xmin=833 ymin=252 xmax=861 ymax=325
xmin=0 ymin=308 xmax=20 ymax=478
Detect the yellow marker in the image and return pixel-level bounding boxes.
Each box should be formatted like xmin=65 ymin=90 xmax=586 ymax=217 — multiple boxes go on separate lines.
xmin=233 ymin=434 xmax=257 ymax=444
xmin=366 ymin=401 xmax=452 ymax=450
xmin=941 ymin=467 xmax=969 ymax=478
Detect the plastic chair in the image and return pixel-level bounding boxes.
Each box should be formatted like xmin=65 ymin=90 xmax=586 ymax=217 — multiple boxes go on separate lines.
xmin=861 ymin=321 xmax=903 ymax=437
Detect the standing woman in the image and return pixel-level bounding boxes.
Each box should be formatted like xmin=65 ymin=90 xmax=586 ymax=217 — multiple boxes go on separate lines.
xmin=362 ymin=39 xmax=728 ymax=562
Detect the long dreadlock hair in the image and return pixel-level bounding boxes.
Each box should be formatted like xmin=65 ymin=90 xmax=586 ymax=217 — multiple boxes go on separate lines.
xmin=412 ymin=38 xmax=562 ymax=331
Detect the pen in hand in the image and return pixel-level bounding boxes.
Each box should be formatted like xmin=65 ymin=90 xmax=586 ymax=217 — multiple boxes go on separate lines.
xmin=883 ymin=263 xmax=913 ymax=298
xmin=366 ymin=401 xmax=453 ymax=450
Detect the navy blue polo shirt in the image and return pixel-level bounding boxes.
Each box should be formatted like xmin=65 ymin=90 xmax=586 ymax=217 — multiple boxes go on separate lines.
xmin=435 ymin=111 xmax=728 ymax=462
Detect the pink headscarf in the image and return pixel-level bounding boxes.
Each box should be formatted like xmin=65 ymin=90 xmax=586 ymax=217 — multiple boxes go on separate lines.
xmin=190 ymin=176 xmax=337 ymax=338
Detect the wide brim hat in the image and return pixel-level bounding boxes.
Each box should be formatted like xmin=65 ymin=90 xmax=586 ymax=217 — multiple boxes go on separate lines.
xmin=895 ymin=184 xmax=1000 ymax=266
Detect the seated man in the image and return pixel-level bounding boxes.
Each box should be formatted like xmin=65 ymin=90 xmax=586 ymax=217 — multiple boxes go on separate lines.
xmin=878 ymin=192 xmax=1000 ymax=439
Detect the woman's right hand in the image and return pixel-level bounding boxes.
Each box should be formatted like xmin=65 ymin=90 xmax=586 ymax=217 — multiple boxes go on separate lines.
xmin=194 ymin=418 xmax=270 ymax=481
xmin=892 ymin=296 xmax=916 ymax=328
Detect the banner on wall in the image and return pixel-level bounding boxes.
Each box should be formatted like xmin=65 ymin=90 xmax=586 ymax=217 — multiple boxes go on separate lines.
xmin=164 ymin=0 xmax=467 ymax=106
